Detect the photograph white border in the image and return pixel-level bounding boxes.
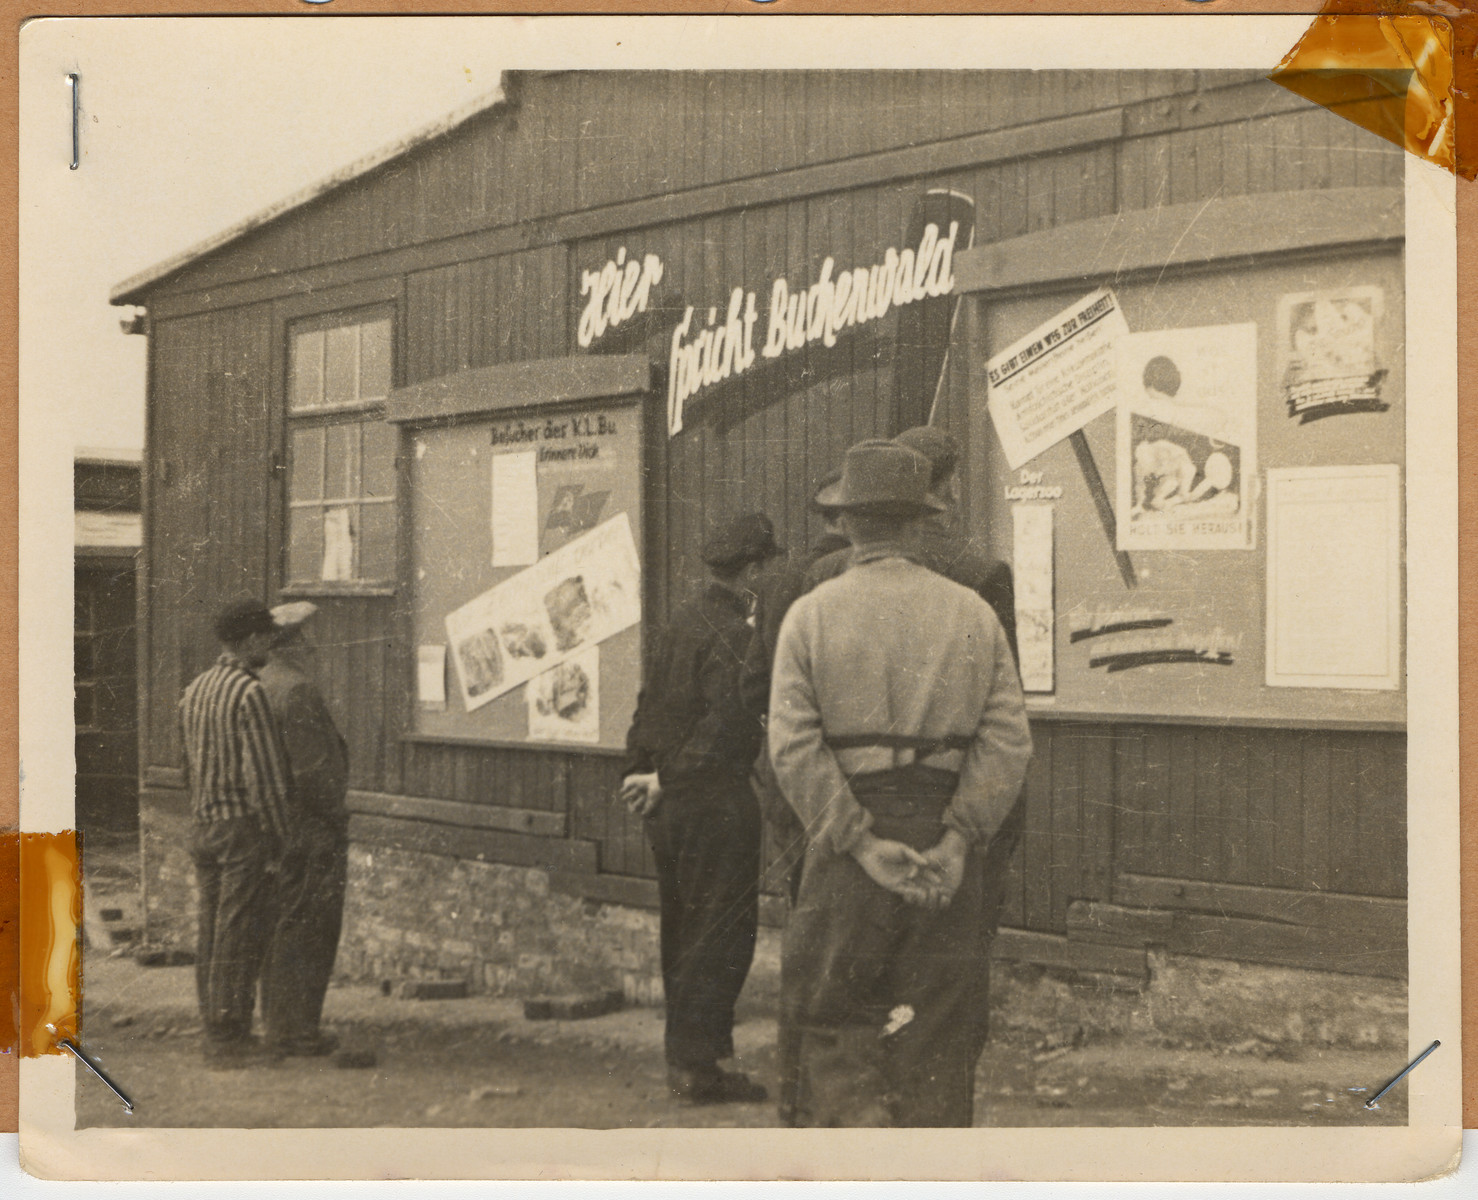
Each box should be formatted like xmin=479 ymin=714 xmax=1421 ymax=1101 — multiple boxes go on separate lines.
xmin=17 ymin=13 xmax=1462 ymax=1182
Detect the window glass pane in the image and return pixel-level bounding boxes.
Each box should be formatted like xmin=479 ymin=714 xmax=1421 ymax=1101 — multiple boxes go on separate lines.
xmin=321 ymin=506 xmax=356 ymax=582
xmin=361 ymin=421 xmax=397 ymax=498
xmin=291 ymin=330 xmax=324 ymax=410
xmin=324 ymin=325 xmax=358 ymax=407
xmin=74 ymin=589 xmax=91 ymax=632
xmin=287 ymin=506 xmax=324 ymax=583
xmin=359 ymin=319 xmax=392 ymax=399
xmin=289 ymin=427 xmax=325 ymax=502
xmin=359 ymin=502 xmax=396 ymax=581
xmin=324 ymin=424 xmax=360 ymax=500
xmin=75 ymin=685 xmax=95 ymax=729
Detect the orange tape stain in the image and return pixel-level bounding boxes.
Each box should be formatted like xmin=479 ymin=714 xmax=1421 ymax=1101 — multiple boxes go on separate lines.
xmin=15 ymin=832 xmax=80 ymax=1056
xmin=1270 ymin=6 xmax=1465 ymax=176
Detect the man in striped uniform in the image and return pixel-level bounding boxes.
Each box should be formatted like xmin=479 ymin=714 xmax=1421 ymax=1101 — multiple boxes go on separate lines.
xmin=179 ymin=599 xmax=297 ymax=1067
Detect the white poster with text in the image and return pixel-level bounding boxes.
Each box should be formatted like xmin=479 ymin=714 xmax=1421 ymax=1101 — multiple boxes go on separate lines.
xmin=985 ymin=288 xmax=1129 ymax=470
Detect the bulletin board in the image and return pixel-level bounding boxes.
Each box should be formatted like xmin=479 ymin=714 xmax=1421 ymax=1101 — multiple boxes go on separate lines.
xmin=966 ymin=248 xmax=1405 ymax=727
xmin=408 ymin=400 xmax=644 ymax=750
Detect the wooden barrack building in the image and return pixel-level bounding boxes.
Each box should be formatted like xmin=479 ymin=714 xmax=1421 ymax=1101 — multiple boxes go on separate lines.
xmin=113 ymin=70 xmax=1407 ymax=992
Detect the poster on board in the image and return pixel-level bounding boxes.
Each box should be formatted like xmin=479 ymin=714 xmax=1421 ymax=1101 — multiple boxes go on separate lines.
xmin=1115 ymin=324 xmax=1257 ymax=551
xmin=1276 ymin=286 xmax=1388 ymax=423
xmin=528 ymin=646 xmax=601 ymax=743
xmin=985 ymin=288 xmax=1129 ymax=470
xmin=1011 ymin=504 xmax=1054 ymax=693
xmin=445 ymin=512 xmax=641 ymax=711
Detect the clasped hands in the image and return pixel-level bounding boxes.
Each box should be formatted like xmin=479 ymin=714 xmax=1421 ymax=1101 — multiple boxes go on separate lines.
xmin=851 ymin=827 xmax=968 ymax=910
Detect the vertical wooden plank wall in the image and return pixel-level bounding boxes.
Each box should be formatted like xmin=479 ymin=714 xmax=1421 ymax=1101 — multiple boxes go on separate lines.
xmin=136 ymin=72 xmax=1409 ymax=935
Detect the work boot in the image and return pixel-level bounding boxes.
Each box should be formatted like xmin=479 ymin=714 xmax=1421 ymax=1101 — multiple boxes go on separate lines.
xmin=203 ymin=1036 xmax=282 ymax=1070
xmin=668 ymin=1065 xmax=768 ymax=1105
xmin=269 ymin=1032 xmax=340 ymax=1058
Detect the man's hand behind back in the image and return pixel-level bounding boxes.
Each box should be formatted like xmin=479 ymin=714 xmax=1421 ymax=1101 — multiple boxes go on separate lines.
xmin=915 ymin=828 xmax=969 ymax=912
xmin=850 ymin=833 xmax=936 ymax=906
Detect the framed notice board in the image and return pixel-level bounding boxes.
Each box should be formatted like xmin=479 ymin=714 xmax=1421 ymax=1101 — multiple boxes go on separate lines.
xmin=406 ymin=397 xmax=645 ymax=751
xmin=964 ymin=244 xmax=1405 ymax=728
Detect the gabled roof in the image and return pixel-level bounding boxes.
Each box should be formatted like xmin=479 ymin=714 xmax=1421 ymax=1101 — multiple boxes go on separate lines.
xmin=110 ymin=75 xmax=516 ymax=306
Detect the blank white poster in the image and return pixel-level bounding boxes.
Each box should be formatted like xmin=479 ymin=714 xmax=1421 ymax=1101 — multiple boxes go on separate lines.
xmin=1266 ymin=464 xmax=1401 ymax=690
xmin=491 ymin=449 xmax=539 ymax=567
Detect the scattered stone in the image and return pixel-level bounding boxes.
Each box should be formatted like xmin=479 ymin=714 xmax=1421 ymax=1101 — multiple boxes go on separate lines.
xmin=1031 ymin=1046 xmax=1073 ymax=1065
xmin=523 ymin=990 xmax=624 ymax=1021
xmin=425 ymin=1104 xmax=445 ymax=1120
xmin=1033 ymin=1084 xmax=1068 ymax=1098
xmin=1301 ymin=1088 xmax=1322 ymax=1099
xmin=1206 ymin=1096 xmax=1247 ymax=1109
xmin=395 ymin=978 xmax=469 ymax=1001
xmin=1034 ymin=1025 xmax=1086 ymax=1054
xmin=100 ymin=907 xmax=125 ymax=922
xmin=1251 ymin=1087 xmax=1280 ymax=1099
xmin=1300 ymin=1102 xmax=1323 ymax=1113
xmin=110 ymin=1014 xmax=135 ymax=1028
xmin=1227 ymin=1038 xmax=1276 ymax=1057
xmin=469 ymin=1084 xmax=521 ymax=1101
xmin=1166 ymin=1078 xmax=1191 ymax=1092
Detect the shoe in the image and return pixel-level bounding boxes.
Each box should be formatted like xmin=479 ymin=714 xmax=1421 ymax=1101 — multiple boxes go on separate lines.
xmin=668 ymin=1066 xmax=769 ymax=1105
xmin=203 ymin=1036 xmax=282 ymax=1070
xmin=270 ymin=1032 xmax=340 ymax=1058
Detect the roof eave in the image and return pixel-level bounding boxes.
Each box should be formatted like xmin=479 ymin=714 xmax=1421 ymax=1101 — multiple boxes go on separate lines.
xmin=110 ymin=72 xmax=522 ymax=307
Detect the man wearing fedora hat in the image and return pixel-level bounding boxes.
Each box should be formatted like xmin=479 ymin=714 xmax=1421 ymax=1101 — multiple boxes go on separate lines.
xmin=807 ymin=424 xmax=1024 ymax=1063
xmin=769 ymin=440 xmax=1032 ymax=1126
xmin=256 ymin=601 xmax=353 ymax=1058
xmin=622 ymin=512 xmax=781 ymax=1105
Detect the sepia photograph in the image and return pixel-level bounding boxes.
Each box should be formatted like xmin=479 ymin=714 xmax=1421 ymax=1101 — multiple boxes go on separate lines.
xmin=16 ymin=12 xmax=1461 ymax=1183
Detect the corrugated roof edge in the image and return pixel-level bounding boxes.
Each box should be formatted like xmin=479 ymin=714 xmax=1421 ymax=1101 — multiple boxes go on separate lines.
xmin=109 ymin=71 xmax=524 ymax=307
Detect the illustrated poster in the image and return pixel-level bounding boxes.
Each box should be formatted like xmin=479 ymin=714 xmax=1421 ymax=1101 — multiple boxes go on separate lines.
xmin=1276 ymin=286 xmax=1388 ymax=423
xmin=445 ymin=512 xmax=641 ymax=710
xmin=1011 ymin=504 xmax=1054 ymax=693
xmin=985 ymin=288 xmax=1129 ymax=470
xmin=527 ymin=646 xmax=601 ymax=743
xmin=1115 ymin=324 xmax=1257 ymax=551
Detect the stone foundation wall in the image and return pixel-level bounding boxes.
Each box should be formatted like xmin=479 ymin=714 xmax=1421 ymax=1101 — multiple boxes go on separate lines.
xmin=135 ymin=795 xmax=1402 ymax=1048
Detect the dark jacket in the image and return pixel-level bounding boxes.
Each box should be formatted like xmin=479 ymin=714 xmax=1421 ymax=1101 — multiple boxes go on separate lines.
xmin=805 ymin=519 xmax=1020 ymax=668
xmin=624 ymin=582 xmax=763 ymax=785
xmin=256 ymin=656 xmax=349 ymax=829
xmin=739 ymin=532 xmax=851 ymax=721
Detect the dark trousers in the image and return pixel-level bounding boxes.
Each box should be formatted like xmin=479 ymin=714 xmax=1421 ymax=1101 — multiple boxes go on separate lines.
xmin=752 ymin=751 xmax=809 ymax=1124
xmin=189 ymin=819 xmax=276 ymax=1045
xmin=645 ymin=774 xmax=762 ymax=1071
xmin=262 ymin=818 xmax=349 ymax=1048
xmin=970 ymin=791 xmax=1026 ymax=1059
xmin=781 ymin=767 xmax=987 ymax=1127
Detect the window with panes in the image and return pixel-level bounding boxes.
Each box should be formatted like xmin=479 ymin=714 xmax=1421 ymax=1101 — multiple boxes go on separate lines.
xmin=286 ymin=310 xmax=397 ymax=586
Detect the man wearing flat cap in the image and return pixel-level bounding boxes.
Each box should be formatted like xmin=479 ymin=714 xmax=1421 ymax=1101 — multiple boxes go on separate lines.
xmin=257 ymin=601 xmax=352 ymax=1058
xmin=770 ymin=440 xmax=1032 ymax=1126
xmin=622 ymin=512 xmax=780 ymax=1105
xmin=179 ymin=598 xmax=297 ymax=1067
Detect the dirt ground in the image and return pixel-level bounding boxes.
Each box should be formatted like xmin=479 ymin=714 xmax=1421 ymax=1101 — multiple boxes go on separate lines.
xmin=75 ymin=832 xmax=1408 ymax=1131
